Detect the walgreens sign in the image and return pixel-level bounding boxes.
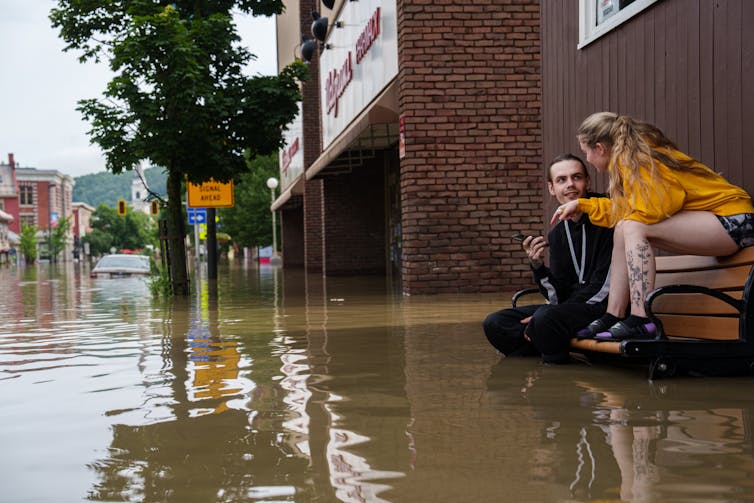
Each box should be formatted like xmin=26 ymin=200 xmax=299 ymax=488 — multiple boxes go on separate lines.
xmin=325 ymin=7 xmax=381 ymax=118
xmin=320 ymin=0 xmax=398 ymax=147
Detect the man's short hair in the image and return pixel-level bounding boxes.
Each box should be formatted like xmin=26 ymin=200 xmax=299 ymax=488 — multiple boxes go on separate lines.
xmin=547 ymin=153 xmax=588 ymax=181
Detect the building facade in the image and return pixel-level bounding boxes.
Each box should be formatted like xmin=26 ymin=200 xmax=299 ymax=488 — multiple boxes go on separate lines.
xmin=0 ymin=209 xmax=13 ymax=263
xmin=0 ymin=154 xmax=75 ymax=260
xmin=0 ymin=154 xmax=20 ymax=229
xmin=274 ymin=0 xmax=542 ymax=294
xmin=72 ymin=202 xmax=95 ymax=259
xmin=271 ymin=0 xmax=753 ymax=295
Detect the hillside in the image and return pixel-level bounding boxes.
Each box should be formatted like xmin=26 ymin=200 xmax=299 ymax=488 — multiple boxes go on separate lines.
xmin=73 ymin=167 xmax=168 ymax=208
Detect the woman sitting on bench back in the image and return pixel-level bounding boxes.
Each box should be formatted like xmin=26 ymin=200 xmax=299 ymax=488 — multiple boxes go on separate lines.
xmin=554 ymin=112 xmax=754 ymax=341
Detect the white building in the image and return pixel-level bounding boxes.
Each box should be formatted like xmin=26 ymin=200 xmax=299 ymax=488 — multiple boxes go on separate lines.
xmin=131 ymin=163 xmax=150 ymax=214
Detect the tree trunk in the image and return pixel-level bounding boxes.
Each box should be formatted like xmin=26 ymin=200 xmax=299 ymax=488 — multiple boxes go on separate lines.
xmin=167 ymin=171 xmax=190 ymax=295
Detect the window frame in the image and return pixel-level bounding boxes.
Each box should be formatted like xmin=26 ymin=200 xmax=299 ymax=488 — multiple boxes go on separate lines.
xmin=20 ymin=215 xmax=36 ymax=228
xmin=578 ymin=0 xmax=660 ymax=49
xmin=19 ymin=185 xmax=34 ymax=206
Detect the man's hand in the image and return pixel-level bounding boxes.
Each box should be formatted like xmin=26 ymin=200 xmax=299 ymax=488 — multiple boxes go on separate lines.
xmin=520 ymin=316 xmax=532 ymax=341
xmin=523 ymin=236 xmax=547 ymax=269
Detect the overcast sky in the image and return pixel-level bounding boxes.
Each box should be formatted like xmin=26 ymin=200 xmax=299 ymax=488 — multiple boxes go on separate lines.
xmin=0 ymin=0 xmax=278 ymax=178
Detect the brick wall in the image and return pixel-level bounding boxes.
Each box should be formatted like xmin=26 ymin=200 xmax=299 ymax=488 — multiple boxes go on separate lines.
xmin=397 ymin=0 xmax=542 ymax=294
xmin=323 ymin=156 xmax=387 ymax=275
xmin=281 ymin=197 xmax=304 ymax=268
xmin=300 ymin=0 xmax=325 ymax=274
xmin=304 ymin=179 xmax=325 ymax=273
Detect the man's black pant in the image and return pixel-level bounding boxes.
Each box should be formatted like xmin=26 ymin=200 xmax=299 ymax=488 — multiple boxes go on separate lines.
xmin=483 ymin=302 xmax=606 ymax=363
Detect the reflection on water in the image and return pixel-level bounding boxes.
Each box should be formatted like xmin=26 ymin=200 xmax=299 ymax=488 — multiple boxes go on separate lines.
xmin=2 ymin=261 xmax=754 ymax=502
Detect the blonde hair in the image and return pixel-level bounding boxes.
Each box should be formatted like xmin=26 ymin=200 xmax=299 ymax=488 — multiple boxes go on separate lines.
xmin=577 ymin=112 xmax=715 ymax=224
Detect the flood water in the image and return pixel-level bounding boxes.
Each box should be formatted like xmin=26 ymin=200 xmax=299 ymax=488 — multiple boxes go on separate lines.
xmin=3 ymin=261 xmax=754 ymax=502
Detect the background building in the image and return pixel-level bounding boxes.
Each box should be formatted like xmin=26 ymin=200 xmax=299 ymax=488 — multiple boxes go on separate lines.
xmin=274 ymin=0 xmax=542 ymax=294
xmin=0 ymin=153 xmax=75 ymax=260
xmin=0 ymin=209 xmax=13 ymax=263
xmin=72 ymin=202 xmax=95 ymax=260
xmin=0 ymin=154 xmax=20 ymax=229
xmin=130 ymin=162 xmax=151 ymax=215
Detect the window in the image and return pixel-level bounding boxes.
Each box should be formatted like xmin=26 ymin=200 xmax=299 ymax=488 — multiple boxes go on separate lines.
xmin=20 ymin=215 xmax=35 ymax=228
xmin=579 ymin=0 xmax=660 ymax=48
xmin=20 ymin=185 xmax=34 ymax=206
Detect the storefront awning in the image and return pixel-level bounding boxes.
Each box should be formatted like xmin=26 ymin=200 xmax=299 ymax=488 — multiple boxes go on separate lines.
xmin=271 ymin=173 xmax=304 ymax=211
xmin=306 ymin=79 xmax=399 ymax=181
xmin=270 ymin=79 xmax=399 ymax=211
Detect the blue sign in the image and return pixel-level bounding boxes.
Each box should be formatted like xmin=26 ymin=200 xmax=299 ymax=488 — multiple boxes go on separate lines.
xmin=187 ymin=207 xmax=207 ymax=225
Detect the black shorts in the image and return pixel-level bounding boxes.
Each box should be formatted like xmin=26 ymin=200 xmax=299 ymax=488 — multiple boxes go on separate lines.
xmin=716 ymin=213 xmax=754 ymax=248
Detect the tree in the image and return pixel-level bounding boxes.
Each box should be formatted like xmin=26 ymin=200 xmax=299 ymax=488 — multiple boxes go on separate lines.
xmin=48 ymin=216 xmax=72 ymax=262
xmin=219 ymin=153 xmax=278 ymax=248
xmin=50 ymin=1 xmax=307 ymax=294
xmin=19 ymin=224 xmax=39 ymax=264
xmin=73 ymin=167 xmax=167 ymax=208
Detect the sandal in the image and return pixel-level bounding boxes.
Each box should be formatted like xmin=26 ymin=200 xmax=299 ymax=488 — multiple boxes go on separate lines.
xmin=575 ymin=314 xmax=620 ymax=339
xmin=594 ymin=320 xmax=657 ymax=341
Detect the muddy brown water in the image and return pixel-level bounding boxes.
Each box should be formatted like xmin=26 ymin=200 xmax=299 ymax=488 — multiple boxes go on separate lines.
xmin=2 ymin=261 xmax=754 ymax=502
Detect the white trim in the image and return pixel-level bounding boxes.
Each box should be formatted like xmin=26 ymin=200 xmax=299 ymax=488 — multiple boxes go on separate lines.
xmin=578 ymin=0 xmax=660 ymax=49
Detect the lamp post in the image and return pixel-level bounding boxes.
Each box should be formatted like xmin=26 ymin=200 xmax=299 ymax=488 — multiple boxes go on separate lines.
xmin=48 ymin=182 xmax=56 ymax=262
xmin=266 ymin=177 xmax=282 ymax=266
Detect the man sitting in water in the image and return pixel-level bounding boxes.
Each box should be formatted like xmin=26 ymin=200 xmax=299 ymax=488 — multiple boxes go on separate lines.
xmin=483 ymin=154 xmax=614 ymax=363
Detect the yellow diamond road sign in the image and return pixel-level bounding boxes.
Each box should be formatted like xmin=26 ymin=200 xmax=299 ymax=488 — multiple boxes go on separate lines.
xmin=187 ymin=179 xmax=234 ymax=208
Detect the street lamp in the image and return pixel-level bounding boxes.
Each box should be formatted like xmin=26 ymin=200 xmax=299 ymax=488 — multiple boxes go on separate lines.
xmin=266 ymin=177 xmax=282 ymax=266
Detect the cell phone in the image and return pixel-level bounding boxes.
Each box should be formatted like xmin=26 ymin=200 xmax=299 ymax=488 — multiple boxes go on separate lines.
xmin=512 ymin=233 xmax=548 ymax=246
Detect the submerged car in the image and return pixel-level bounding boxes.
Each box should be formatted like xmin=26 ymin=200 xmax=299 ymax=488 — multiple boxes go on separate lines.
xmin=90 ymin=254 xmax=151 ymax=278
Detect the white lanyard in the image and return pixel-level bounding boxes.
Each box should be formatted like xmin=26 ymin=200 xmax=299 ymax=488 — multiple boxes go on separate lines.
xmin=564 ymin=221 xmax=586 ymax=284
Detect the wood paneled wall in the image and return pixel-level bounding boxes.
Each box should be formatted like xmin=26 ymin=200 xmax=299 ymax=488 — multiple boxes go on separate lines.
xmin=541 ymin=0 xmax=754 ymax=220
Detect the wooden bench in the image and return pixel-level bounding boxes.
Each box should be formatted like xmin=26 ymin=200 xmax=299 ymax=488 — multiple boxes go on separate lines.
xmin=514 ymin=246 xmax=754 ymax=378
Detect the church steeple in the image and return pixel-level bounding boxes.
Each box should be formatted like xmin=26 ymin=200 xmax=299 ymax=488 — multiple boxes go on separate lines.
xmin=130 ymin=162 xmax=149 ymax=214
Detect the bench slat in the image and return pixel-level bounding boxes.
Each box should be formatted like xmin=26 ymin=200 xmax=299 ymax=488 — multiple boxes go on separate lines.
xmin=571 ymin=338 xmax=620 ymax=355
xmin=570 ymin=338 xmax=622 ymax=354
xmin=656 ymin=247 xmax=754 ymax=272
xmin=654 ymin=265 xmax=752 ymax=290
xmin=658 ymin=315 xmax=739 ymax=341
xmin=650 ymin=292 xmax=742 ymax=315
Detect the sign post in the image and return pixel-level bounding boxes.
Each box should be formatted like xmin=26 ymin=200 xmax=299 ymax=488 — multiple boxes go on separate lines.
xmin=186 ymin=180 xmax=233 ymax=279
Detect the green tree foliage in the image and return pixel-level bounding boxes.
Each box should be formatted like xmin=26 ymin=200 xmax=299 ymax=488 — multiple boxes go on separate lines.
xmin=50 ymin=1 xmax=307 ymax=295
xmin=73 ymin=167 xmax=167 ymax=208
xmin=19 ymin=225 xmax=39 ymax=263
xmin=83 ymin=203 xmax=158 ymax=256
xmin=219 ymin=153 xmax=277 ymax=248
xmin=48 ymin=216 xmax=72 ymax=262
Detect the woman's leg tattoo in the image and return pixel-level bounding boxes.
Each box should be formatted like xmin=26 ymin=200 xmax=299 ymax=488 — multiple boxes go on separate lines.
xmin=626 ymin=239 xmax=652 ymax=311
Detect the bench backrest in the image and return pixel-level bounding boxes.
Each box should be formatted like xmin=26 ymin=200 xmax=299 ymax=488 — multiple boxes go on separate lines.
xmin=651 ymin=247 xmax=754 ymax=341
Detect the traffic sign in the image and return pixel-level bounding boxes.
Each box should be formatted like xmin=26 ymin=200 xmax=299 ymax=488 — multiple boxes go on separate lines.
xmin=188 ymin=207 xmax=207 ymax=225
xmin=187 ymin=179 xmax=234 ymax=208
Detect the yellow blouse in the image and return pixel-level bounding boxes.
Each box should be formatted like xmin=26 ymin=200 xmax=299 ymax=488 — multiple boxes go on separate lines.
xmin=578 ymin=148 xmax=754 ymax=227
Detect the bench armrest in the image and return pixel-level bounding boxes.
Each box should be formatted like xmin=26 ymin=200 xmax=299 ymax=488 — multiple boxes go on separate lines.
xmin=512 ymin=288 xmax=545 ymax=307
